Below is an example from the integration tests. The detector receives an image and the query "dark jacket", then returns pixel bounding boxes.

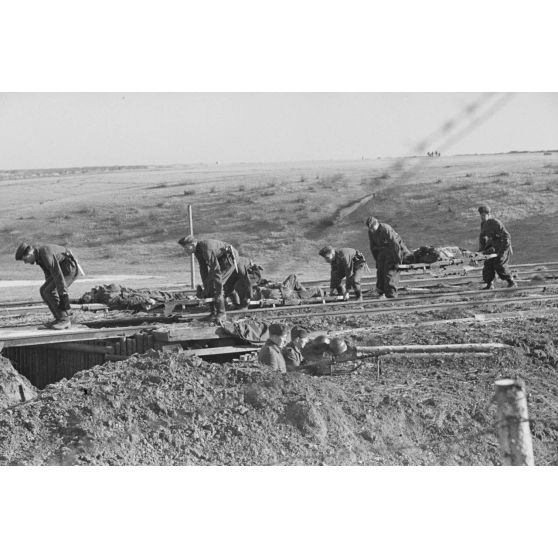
[283,341,305,371]
[194,239,239,295]
[34,244,77,295]
[479,218,512,255]
[258,339,287,373]
[330,248,365,291]
[368,223,410,264]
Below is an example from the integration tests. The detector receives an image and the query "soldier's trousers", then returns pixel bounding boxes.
[482,249,513,284]
[333,265,364,297]
[375,252,399,297]
[40,267,78,320]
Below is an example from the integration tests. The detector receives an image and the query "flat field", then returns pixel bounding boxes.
[1,152,557,300]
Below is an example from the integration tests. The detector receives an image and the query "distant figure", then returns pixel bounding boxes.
[477,205,516,289]
[365,216,411,298]
[15,242,81,329]
[318,246,366,301]
[258,323,289,373]
[178,235,240,320]
[283,326,309,371]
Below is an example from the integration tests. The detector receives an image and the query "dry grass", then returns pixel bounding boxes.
[1,153,557,283]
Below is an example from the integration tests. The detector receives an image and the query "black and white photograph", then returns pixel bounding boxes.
[1,1,557,557]
[2,91,558,467]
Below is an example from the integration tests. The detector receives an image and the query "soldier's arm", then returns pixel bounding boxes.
[283,347,300,371]
[496,221,511,251]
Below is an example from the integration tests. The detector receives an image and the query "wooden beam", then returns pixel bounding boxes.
[356,343,510,356]
[53,342,115,354]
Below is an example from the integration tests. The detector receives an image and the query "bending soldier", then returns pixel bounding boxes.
[477,205,516,289]
[318,246,366,301]
[366,216,411,298]
[15,242,80,329]
[178,235,241,320]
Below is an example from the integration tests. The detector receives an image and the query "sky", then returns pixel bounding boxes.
[0,92,557,170]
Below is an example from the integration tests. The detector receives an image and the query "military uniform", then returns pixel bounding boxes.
[34,244,79,320]
[283,341,305,371]
[479,218,514,285]
[194,239,239,316]
[368,223,410,297]
[329,248,366,298]
[258,339,287,373]
[227,256,255,309]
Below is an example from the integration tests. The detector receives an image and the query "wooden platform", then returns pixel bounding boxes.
[0,323,234,348]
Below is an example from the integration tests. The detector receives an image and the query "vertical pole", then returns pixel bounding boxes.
[188,204,196,289]
[494,379,534,466]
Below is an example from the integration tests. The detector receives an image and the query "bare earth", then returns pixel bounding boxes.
[0,153,557,465]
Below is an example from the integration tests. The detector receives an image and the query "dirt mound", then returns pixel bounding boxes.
[0,356,37,411]
[0,330,557,466]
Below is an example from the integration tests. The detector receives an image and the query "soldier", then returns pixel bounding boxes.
[365,216,411,298]
[178,235,240,320]
[15,242,81,329]
[477,205,516,289]
[319,246,366,301]
[258,323,289,373]
[283,326,309,371]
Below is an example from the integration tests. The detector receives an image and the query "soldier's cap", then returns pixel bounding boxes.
[290,326,309,340]
[15,242,31,261]
[178,235,196,247]
[319,246,335,257]
[478,205,491,215]
[365,216,379,228]
[269,323,289,336]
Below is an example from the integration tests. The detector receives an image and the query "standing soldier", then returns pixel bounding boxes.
[318,246,366,301]
[15,242,81,329]
[178,235,240,320]
[477,205,516,289]
[365,216,411,298]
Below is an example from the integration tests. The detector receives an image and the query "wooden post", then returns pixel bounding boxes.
[494,379,534,466]
[188,204,196,289]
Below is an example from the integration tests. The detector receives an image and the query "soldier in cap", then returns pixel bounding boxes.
[365,216,411,298]
[258,323,289,373]
[319,246,366,301]
[477,205,516,289]
[178,235,241,320]
[15,242,81,329]
[283,326,309,371]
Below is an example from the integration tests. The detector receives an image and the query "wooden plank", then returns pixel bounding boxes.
[53,342,114,354]
[181,346,258,357]
[0,324,162,348]
[152,326,236,343]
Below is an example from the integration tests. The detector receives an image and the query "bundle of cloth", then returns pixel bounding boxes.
[77,284,193,312]
[402,246,478,265]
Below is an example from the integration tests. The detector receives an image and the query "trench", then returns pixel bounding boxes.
[1,333,256,389]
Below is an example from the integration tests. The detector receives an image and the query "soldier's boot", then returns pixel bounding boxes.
[50,311,72,330]
[482,282,494,290]
[507,279,517,288]
[354,289,363,302]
